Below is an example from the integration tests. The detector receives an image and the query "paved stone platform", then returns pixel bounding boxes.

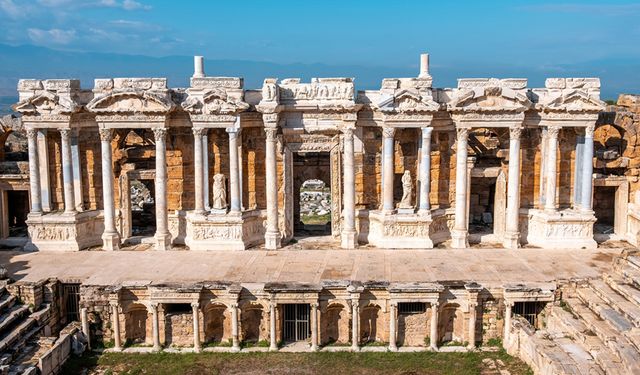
[0,247,623,287]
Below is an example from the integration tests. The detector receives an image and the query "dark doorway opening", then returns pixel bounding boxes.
[512,301,547,329]
[593,186,616,234]
[130,179,156,236]
[294,153,331,237]
[62,283,80,325]
[282,304,310,342]
[7,190,28,237]
[469,177,496,234]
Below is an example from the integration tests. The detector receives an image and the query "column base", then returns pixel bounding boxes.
[341,230,358,249]
[231,345,241,353]
[265,230,281,250]
[152,345,162,352]
[450,229,469,249]
[102,231,121,251]
[154,232,172,251]
[388,345,398,352]
[269,345,278,352]
[502,231,520,249]
[351,345,360,352]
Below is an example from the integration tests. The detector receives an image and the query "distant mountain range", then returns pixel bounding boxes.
[0,43,637,102]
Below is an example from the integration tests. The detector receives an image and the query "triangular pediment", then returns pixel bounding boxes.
[450,86,532,112]
[182,89,249,115]
[87,91,174,114]
[543,90,605,112]
[13,91,78,116]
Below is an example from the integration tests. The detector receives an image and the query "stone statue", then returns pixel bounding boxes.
[212,174,227,210]
[399,170,413,208]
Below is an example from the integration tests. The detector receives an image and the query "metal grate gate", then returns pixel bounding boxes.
[283,304,310,342]
[513,301,545,328]
[63,284,80,323]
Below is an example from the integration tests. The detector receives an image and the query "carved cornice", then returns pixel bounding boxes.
[87,90,175,115]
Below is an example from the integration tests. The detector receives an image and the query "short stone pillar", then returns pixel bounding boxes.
[503,301,513,346]
[231,303,240,351]
[80,307,91,349]
[310,302,319,351]
[110,302,122,351]
[153,128,171,250]
[581,124,595,212]
[389,303,398,351]
[191,302,201,352]
[430,301,439,351]
[468,302,477,349]
[26,129,42,214]
[150,303,161,351]
[382,127,396,212]
[269,302,278,351]
[341,126,357,249]
[351,299,360,352]
[59,128,76,214]
[192,128,206,215]
[99,129,120,250]
[452,128,469,248]
[264,126,280,249]
[544,126,561,212]
[504,127,522,249]
[418,127,433,214]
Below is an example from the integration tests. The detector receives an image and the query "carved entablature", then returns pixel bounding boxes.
[182,77,249,127]
[13,79,82,126]
[532,78,605,127]
[375,89,441,115]
[272,78,358,112]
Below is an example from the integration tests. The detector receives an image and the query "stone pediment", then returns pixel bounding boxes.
[13,91,79,116]
[449,86,532,113]
[540,90,605,113]
[376,90,441,113]
[87,90,175,114]
[182,88,249,115]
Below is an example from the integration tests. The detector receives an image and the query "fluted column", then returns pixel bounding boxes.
[503,301,513,346]
[99,129,120,250]
[191,302,201,352]
[430,301,439,350]
[203,133,210,210]
[150,302,161,351]
[231,303,240,351]
[269,302,278,351]
[110,302,122,351]
[153,128,171,250]
[382,127,395,212]
[504,127,522,249]
[341,126,357,249]
[468,302,477,349]
[192,128,205,215]
[264,126,280,249]
[227,127,241,214]
[351,298,360,351]
[581,124,595,211]
[389,302,397,351]
[310,302,319,351]
[419,127,433,214]
[60,128,76,213]
[452,128,469,248]
[544,126,560,212]
[26,129,42,214]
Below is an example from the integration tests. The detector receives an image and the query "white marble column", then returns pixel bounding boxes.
[504,127,522,249]
[153,128,171,250]
[430,302,439,350]
[71,129,83,211]
[389,302,398,351]
[192,128,205,215]
[310,302,319,351]
[503,301,513,346]
[60,129,76,214]
[419,127,433,214]
[110,302,122,351]
[581,125,595,211]
[382,127,395,212]
[191,302,201,352]
[37,130,51,212]
[227,127,241,214]
[231,303,240,351]
[351,299,360,351]
[544,126,560,212]
[150,303,161,351]
[26,129,42,214]
[100,129,120,251]
[81,307,91,349]
[269,302,278,351]
[452,128,469,248]
[203,133,210,210]
[264,127,280,249]
[468,302,477,349]
[342,127,357,249]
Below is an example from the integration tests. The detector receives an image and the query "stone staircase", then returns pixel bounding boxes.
[509,249,640,375]
[0,286,52,374]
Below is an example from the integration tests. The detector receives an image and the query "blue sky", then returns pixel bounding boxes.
[0,1,639,97]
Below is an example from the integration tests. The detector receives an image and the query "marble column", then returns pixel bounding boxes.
[264,127,280,249]
[71,129,83,211]
[382,127,395,212]
[389,302,398,351]
[203,133,210,210]
[503,301,513,346]
[59,129,76,214]
[341,127,357,249]
[351,299,360,351]
[192,128,205,215]
[310,302,319,351]
[227,127,241,214]
[468,302,477,349]
[419,127,433,214]
[544,126,560,212]
[110,302,122,351]
[100,129,120,251]
[231,303,240,351]
[191,302,201,352]
[153,128,171,250]
[80,307,91,349]
[504,127,522,249]
[430,302,439,350]
[581,125,595,211]
[269,302,278,351]
[452,128,469,248]
[151,303,161,351]
[26,129,42,214]
[37,130,51,212]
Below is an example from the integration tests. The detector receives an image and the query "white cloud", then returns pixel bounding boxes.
[0,0,23,18]
[109,19,161,31]
[100,0,150,11]
[27,28,76,44]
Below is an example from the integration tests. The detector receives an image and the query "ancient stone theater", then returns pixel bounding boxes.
[2,54,640,374]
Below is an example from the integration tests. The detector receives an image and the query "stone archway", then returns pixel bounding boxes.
[124,303,149,345]
[438,303,465,344]
[359,304,384,344]
[240,303,266,344]
[203,303,231,344]
[321,303,349,345]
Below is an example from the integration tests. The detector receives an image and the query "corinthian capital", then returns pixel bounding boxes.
[99,128,113,142]
[456,127,469,141]
[509,127,523,140]
[547,125,561,139]
[152,127,167,141]
[264,127,278,140]
[382,127,396,139]
[585,124,595,138]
